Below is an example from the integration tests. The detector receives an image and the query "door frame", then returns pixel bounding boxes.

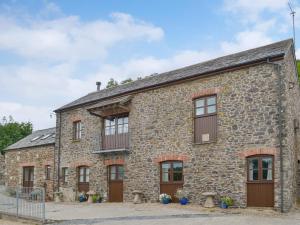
[246,154,274,207]
[160,161,184,202]
[108,165,124,202]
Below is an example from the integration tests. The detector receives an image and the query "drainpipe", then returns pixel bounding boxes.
[57,112,62,192]
[266,59,284,213]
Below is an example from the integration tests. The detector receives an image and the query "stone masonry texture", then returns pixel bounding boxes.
[54,45,300,211]
[5,145,55,200]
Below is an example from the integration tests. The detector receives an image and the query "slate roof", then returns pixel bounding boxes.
[56,39,293,112]
[5,127,56,151]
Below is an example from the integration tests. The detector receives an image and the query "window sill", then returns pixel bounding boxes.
[72,139,81,143]
[92,148,129,154]
[193,141,217,145]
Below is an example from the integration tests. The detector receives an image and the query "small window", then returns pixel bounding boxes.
[61,167,69,183]
[73,121,82,140]
[195,95,217,117]
[45,165,51,180]
[109,165,124,181]
[247,156,273,182]
[104,116,128,136]
[161,161,183,183]
[79,167,89,183]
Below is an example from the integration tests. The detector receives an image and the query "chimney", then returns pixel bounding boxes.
[96,81,101,91]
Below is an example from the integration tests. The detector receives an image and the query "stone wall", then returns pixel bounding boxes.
[5,145,55,200]
[55,53,299,209]
[281,45,300,211]
[0,154,5,185]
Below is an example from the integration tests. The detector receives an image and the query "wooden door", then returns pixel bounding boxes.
[23,167,34,189]
[247,156,274,207]
[108,165,124,202]
[78,166,90,193]
[160,161,183,202]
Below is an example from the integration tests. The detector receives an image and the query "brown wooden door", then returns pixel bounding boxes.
[108,165,124,202]
[160,161,183,202]
[78,166,90,193]
[247,156,274,207]
[23,167,34,189]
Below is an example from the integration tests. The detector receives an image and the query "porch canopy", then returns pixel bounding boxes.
[87,95,132,117]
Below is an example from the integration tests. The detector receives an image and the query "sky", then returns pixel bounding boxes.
[0,0,300,130]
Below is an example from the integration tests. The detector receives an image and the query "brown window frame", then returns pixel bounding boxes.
[247,155,274,184]
[78,166,90,183]
[61,167,68,183]
[194,95,217,118]
[73,120,82,141]
[160,161,183,184]
[45,165,51,180]
[104,115,128,136]
[109,165,124,181]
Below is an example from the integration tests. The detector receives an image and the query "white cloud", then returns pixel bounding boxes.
[0,102,55,130]
[0,11,164,62]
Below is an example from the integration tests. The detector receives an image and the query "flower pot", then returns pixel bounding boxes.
[179,197,188,205]
[79,196,86,202]
[220,202,228,209]
[162,198,170,204]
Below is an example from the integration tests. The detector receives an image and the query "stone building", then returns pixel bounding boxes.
[50,39,299,211]
[5,128,55,200]
[0,154,5,185]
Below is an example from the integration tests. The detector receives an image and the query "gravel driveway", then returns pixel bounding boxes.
[44,202,300,225]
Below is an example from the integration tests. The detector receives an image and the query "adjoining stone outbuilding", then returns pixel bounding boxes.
[5,128,55,200]
[53,39,300,212]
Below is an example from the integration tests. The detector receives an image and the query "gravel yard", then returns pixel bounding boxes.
[43,202,300,225]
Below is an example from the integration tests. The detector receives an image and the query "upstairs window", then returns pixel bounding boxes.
[194,95,217,144]
[45,165,51,180]
[73,121,82,140]
[103,115,129,150]
[104,116,128,136]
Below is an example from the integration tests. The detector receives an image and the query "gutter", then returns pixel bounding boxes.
[56,112,62,192]
[54,53,285,113]
[266,58,285,213]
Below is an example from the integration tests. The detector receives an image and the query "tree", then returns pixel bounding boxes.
[0,116,33,154]
[106,78,119,89]
[120,78,133,85]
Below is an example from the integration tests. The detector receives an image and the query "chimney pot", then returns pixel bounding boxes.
[96,81,101,91]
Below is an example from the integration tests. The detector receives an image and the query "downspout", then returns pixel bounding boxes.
[57,112,62,191]
[266,58,285,213]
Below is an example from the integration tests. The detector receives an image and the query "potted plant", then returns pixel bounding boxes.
[220,196,233,209]
[175,189,189,205]
[92,194,99,203]
[79,192,87,202]
[159,193,172,204]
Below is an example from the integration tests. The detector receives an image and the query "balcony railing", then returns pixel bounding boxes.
[93,132,129,153]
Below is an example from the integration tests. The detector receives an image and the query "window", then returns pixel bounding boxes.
[248,156,273,182]
[109,165,124,181]
[194,95,217,143]
[79,167,90,183]
[103,115,129,150]
[161,161,183,183]
[45,165,51,180]
[61,167,69,183]
[73,121,82,140]
[104,116,128,136]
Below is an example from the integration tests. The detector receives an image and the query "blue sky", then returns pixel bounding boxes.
[0,0,299,129]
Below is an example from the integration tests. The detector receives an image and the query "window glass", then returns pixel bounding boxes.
[196,108,204,116]
[173,172,183,181]
[110,166,116,180]
[30,169,34,181]
[124,117,128,124]
[118,166,124,180]
[248,158,258,181]
[62,167,68,183]
[73,121,82,140]
[162,163,170,182]
[207,105,216,114]
[86,168,90,182]
[207,96,216,105]
[262,158,272,180]
[196,99,204,108]
[173,162,183,172]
